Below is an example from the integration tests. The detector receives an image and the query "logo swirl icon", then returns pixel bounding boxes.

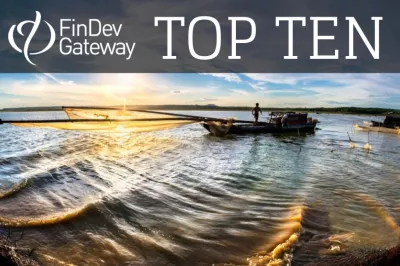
[8,11,55,66]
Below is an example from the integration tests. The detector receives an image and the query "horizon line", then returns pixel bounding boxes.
[1,104,399,113]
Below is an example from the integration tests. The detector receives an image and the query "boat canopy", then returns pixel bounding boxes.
[384,115,400,127]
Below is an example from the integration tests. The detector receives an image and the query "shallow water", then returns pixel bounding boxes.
[0,111,399,265]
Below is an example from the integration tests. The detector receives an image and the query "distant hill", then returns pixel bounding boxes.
[1,105,399,115]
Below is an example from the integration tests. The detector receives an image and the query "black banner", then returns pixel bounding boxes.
[0,0,398,73]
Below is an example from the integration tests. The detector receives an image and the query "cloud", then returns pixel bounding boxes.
[188,97,218,103]
[245,74,305,85]
[200,97,217,101]
[325,100,350,105]
[201,73,242,83]
[0,73,399,109]
[0,73,221,108]
[249,82,267,91]
[230,89,249,96]
[42,73,75,85]
[241,73,400,108]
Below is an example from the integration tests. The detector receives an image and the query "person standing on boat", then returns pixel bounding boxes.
[281,113,288,126]
[252,103,263,125]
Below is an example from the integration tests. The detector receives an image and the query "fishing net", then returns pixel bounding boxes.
[10,121,194,132]
[64,108,175,120]
[206,120,233,137]
[10,108,195,132]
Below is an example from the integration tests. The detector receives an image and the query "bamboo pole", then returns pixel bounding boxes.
[0,106,261,125]
[61,106,258,124]
[0,117,256,124]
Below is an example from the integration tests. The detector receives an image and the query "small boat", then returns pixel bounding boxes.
[355,114,400,135]
[371,114,400,129]
[201,112,318,136]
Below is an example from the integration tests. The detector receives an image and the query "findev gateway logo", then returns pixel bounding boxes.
[8,11,55,66]
[8,11,136,66]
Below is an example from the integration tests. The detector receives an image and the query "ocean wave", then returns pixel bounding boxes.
[337,189,400,238]
[0,203,93,227]
[0,179,28,199]
[245,206,305,266]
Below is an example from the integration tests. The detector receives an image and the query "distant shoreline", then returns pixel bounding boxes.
[0,105,399,116]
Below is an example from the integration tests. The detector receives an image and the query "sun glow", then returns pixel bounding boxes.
[116,125,126,131]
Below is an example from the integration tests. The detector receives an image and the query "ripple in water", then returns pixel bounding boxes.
[0,111,399,265]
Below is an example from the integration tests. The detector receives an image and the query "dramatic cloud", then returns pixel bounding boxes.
[0,73,399,109]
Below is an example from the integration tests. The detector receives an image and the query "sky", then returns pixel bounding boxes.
[0,73,399,109]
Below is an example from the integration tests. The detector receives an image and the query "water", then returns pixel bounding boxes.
[0,111,399,265]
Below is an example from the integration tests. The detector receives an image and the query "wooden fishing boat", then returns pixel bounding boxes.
[355,114,400,135]
[371,114,400,128]
[355,124,400,135]
[201,121,317,135]
[201,112,318,136]
[1,107,319,136]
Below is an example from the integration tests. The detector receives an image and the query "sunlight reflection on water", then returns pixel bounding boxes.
[0,111,399,265]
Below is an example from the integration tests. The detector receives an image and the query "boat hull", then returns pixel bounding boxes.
[355,124,400,135]
[201,122,317,135]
